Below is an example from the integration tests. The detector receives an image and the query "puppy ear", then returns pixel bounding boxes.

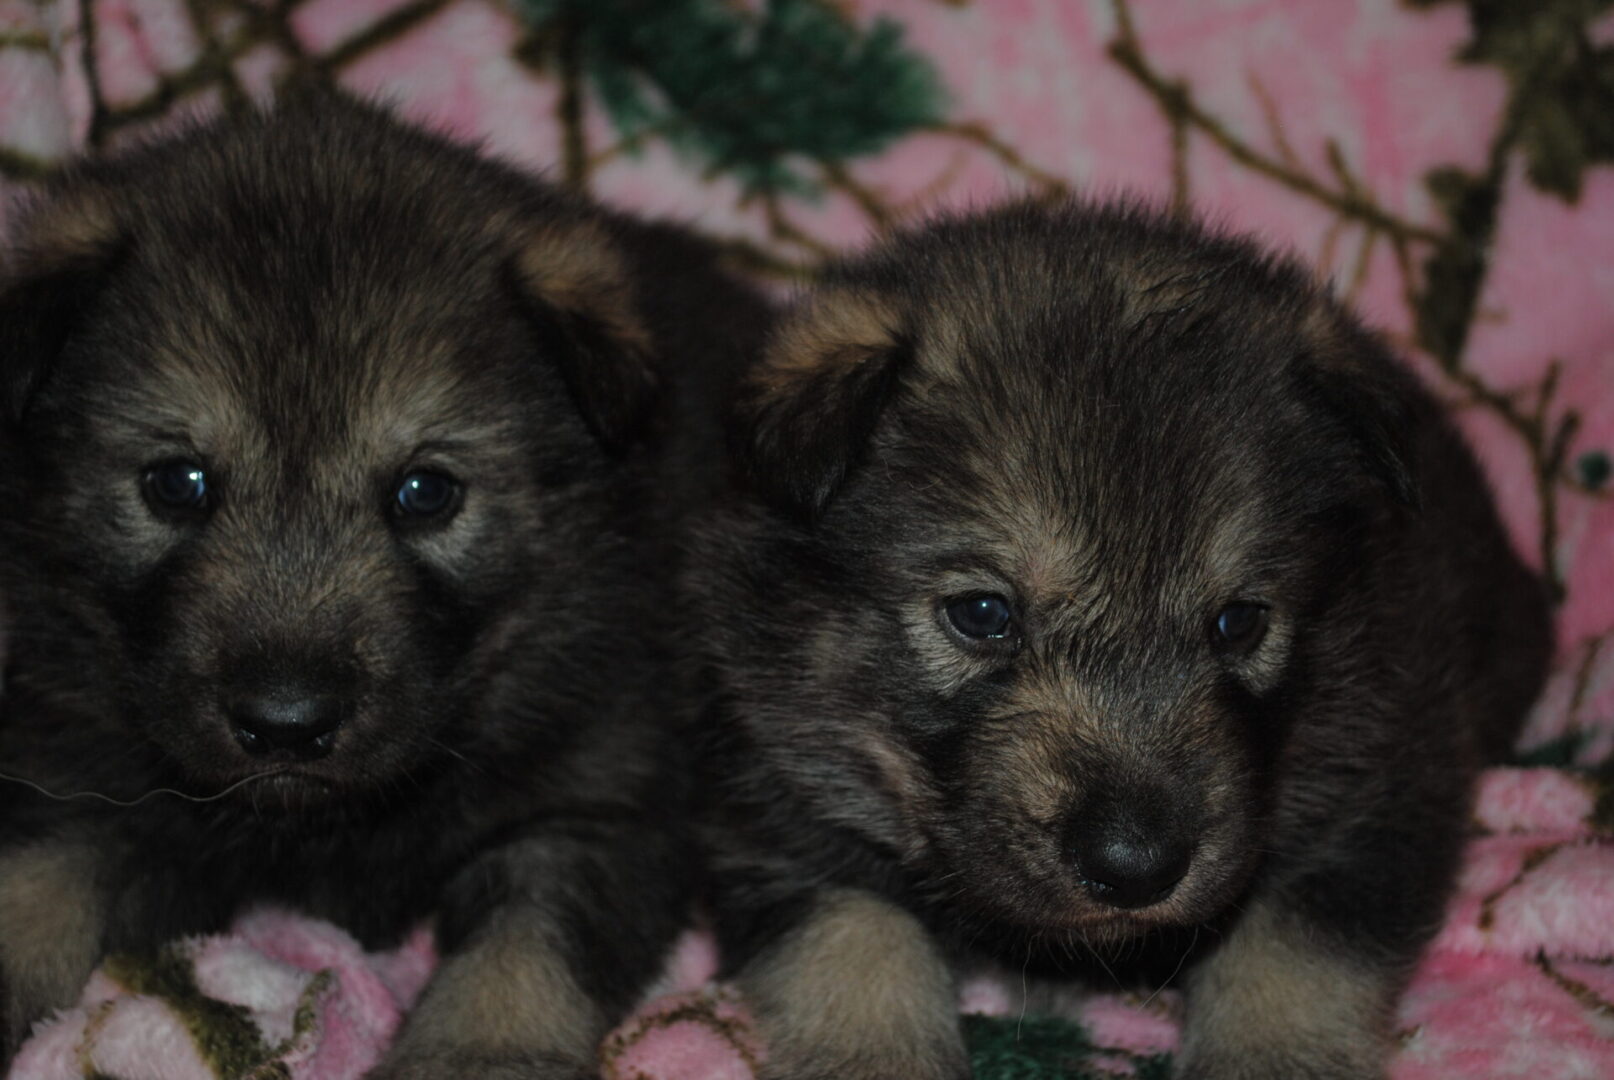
[508,218,659,452]
[739,289,909,518]
[1,187,123,429]
[1294,299,1422,508]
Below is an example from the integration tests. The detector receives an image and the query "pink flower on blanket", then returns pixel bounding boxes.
[601,986,764,1080]
[1395,953,1614,1080]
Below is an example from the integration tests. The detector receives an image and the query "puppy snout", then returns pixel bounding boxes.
[1067,796,1195,910]
[228,691,348,760]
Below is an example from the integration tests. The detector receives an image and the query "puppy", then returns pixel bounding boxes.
[692,201,1553,1080]
[0,95,765,1077]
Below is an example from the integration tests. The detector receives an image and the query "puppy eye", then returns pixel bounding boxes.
[946,595,1014,640]
[144,460,209,513]
[395,471,460,519]
[1213,603,1269,650]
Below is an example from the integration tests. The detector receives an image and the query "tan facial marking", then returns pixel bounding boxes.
[845,728,945,861]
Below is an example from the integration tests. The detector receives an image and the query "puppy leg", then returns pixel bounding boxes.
[1176,899,1395,1080]
[0,842,106,1060]
[371,822,688,1080]
[375,907,599,1079]
[738,889,967,1080]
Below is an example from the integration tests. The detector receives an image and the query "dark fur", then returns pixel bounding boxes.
[0,95,766,1076]
[692,201,1553,1080]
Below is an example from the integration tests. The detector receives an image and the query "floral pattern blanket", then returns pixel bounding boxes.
[2,1,1611,1078]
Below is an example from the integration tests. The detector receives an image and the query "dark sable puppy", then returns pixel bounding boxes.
[693,201,1552,1080]
[0,96,765,1077]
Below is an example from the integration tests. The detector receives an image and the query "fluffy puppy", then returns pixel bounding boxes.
[0,95,765,1077]
[693,201,1553,1080]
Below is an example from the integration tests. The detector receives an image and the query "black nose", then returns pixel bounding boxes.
[228,693,346,759]
[1069,805,1194,910]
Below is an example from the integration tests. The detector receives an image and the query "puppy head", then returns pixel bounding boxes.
[723,202,1422,941]
[0,101,659,807]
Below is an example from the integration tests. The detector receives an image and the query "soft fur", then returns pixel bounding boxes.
[0,94,765,1078]
[691,201,1554,1080]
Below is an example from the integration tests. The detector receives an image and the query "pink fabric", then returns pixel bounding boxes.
[3,1,1611,1077]
[8,910,436,1080]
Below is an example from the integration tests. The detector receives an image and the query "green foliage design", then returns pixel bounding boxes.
[513,0,947,196]
[1416,163,1500,368]
[964,1014,1174,1080]
[1409,0,1614,202]
[1407,0,1614,372]
[1578,450,1611,491]
[1512,730,1596,767]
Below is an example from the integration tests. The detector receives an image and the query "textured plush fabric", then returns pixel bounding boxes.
[8,912,436,1080]
[2,2,1611,1078]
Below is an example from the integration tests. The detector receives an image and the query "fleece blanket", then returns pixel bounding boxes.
[1,1,1611,1077]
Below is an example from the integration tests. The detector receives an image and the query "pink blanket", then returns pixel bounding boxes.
[3,1,1611,1077]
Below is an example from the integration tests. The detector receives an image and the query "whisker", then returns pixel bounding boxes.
[1017,933,1037,1043]
[1080,928,1124,989]
[0,767,288,807]
[425,735,478,770]
[1140,924,1197,1009]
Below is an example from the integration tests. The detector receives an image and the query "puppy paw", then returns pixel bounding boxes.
[1176,901,1393,1080]
[740,890,972,1080]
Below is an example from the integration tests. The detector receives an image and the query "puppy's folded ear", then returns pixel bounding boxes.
[738,290,910,519]
[1,187,123,429]
[507,219,659,452]
[1294,299,1423,508]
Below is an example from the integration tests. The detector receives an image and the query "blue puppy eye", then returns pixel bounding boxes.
[1215,603,1269,649]
[396,471,458,518]
[946,595,1013,639]
[145,461,208,510]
